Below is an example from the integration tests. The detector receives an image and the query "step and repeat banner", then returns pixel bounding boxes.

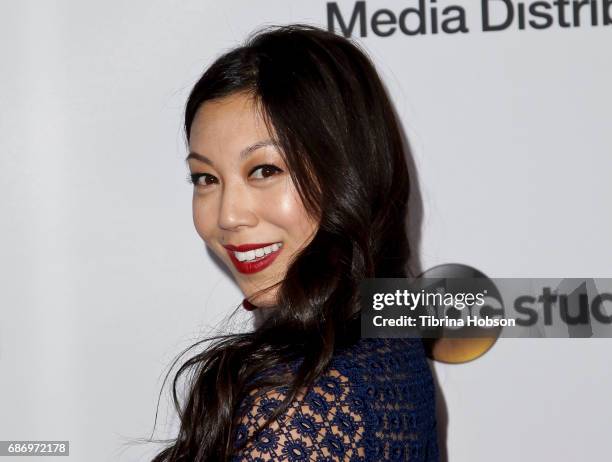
[1,1,610,461]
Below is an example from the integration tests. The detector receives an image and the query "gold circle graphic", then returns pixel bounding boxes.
[424,337,498,364]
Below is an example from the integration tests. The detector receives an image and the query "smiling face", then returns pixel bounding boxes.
[186,91,319,307]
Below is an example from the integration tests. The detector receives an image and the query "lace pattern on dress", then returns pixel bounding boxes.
[231,338,439,462]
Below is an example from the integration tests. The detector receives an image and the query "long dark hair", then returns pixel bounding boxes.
[151,23,413,461]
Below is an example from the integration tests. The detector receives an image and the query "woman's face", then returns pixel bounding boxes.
[187,91,319,307]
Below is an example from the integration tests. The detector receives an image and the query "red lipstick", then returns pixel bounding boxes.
[223,242,283,274]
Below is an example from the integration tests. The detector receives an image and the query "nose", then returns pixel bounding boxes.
[217,181,257,231]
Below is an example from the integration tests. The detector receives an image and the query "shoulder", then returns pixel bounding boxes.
[230,337,438,461]
[330,337,432,384]
[332,337,439,461]
[231,352,368,461]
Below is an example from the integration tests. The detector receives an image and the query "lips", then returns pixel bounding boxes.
[223,242,283,274]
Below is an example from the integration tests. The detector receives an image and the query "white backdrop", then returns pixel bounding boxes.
[1,1,611,461]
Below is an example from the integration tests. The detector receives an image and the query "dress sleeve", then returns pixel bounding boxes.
[230,368,367,461]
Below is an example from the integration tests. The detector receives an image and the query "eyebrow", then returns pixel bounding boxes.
[185,139,278,165]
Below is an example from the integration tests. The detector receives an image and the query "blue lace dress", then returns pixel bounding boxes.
[231,337,439,461]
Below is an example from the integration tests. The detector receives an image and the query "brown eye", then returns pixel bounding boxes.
[189,173,218,187]
[250,164,282,180]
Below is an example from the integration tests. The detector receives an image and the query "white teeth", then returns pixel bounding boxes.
[234,242,283,262]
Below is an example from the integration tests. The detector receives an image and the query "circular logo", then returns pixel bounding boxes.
[418,263,502,364]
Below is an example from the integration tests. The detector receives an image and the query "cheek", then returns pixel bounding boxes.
[192,198,215,243]
[263,184,316,239]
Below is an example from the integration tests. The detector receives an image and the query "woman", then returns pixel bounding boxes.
[152,23,439,461]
